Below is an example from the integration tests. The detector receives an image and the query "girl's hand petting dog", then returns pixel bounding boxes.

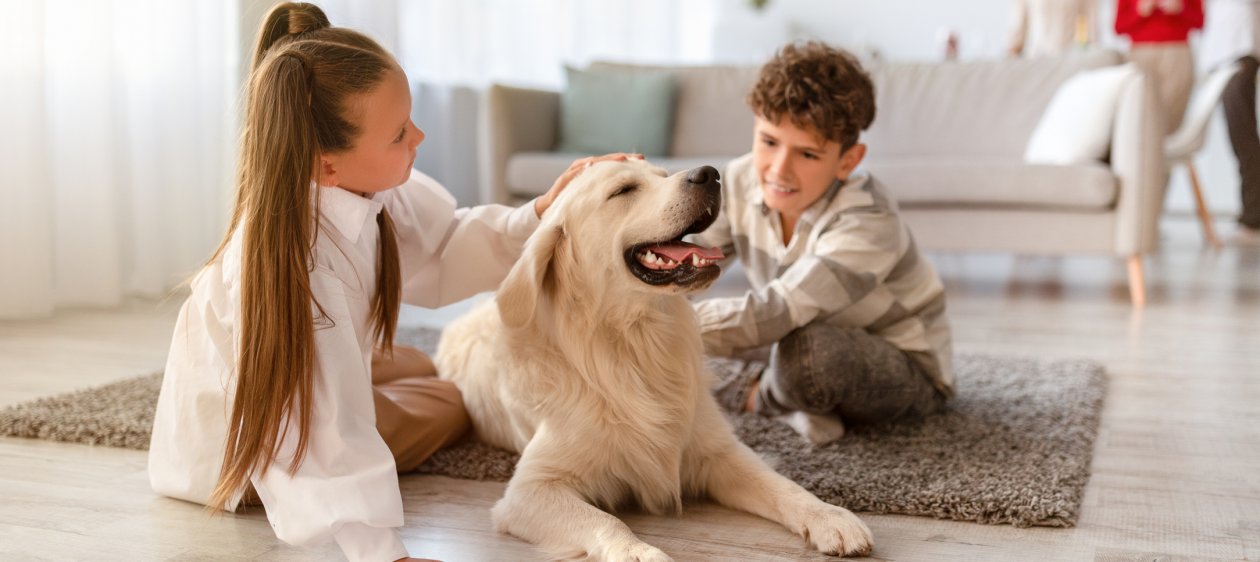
[534,152,644,218]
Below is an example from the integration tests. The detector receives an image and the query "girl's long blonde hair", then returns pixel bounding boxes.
[206,2,402,512]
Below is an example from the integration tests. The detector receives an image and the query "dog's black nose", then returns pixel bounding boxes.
[685,166,719,186]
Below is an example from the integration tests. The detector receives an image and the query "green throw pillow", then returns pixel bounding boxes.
[557,66,677,157]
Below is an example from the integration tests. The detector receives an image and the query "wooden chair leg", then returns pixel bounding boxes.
[1127,255,1147,307]
[1186,162,1223,249]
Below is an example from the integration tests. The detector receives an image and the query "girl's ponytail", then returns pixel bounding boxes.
[208,47,320,512]
[207,1,403,512]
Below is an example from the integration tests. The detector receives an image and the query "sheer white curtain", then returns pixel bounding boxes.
[0,0,238,319]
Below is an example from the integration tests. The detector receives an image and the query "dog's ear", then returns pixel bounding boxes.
[497,223,563,329]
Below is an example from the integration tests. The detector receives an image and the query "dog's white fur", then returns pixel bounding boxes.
[436,160,873,561]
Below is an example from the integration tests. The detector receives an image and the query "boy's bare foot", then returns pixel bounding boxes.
[713,362,764,414]
[745,380,759,412]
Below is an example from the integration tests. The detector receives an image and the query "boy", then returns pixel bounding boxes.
[691,42,953,444]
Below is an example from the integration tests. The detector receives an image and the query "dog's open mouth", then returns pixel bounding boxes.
[624,215,725,287]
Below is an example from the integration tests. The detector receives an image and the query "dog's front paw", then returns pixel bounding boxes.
[799,504,873,557]
[778,411,846,445]
[599,541,674,562]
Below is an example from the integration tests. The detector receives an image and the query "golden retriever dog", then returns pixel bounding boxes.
[435,160,873,561]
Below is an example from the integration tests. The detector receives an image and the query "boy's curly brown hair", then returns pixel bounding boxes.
[747,41,876,152]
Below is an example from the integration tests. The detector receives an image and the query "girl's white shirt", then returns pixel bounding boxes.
[148,169,540,562]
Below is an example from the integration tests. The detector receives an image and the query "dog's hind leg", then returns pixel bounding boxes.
[686,404,874,557]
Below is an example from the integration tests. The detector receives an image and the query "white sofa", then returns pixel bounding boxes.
[478,50,1165,305]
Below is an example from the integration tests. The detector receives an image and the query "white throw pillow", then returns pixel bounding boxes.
[1023,64,1137,165]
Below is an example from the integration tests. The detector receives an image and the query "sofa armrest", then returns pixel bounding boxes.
[1109,70,1168,255]
[478,84,560,205]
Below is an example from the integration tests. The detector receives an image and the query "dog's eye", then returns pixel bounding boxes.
[609,183,638,199]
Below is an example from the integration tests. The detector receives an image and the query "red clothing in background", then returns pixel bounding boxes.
[1115,0,1204,42]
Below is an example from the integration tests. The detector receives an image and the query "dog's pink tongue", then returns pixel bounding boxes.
[646,242,724,261]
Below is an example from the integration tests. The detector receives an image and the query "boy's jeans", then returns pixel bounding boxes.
[756,323,945,424]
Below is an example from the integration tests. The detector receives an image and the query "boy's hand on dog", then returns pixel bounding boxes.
[535,153,644,218]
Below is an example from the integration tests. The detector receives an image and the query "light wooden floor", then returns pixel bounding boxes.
[2,216,1259,561]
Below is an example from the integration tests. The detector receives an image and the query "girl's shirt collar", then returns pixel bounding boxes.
[316,184,385,243]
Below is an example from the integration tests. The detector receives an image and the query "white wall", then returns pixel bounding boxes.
[744,0,1015,61]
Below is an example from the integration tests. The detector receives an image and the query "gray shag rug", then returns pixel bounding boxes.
[0,327,1105,528]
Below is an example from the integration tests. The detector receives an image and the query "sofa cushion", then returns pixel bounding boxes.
[589,52,1125,162]
[865,159,1118,211]
[557,66,677,157]
[1024,64,1139,165]
[506,152,735,197]
[589,62,759,158]
[862,50,1124,162]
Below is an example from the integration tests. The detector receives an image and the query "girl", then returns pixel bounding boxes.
[147,3,632,561]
